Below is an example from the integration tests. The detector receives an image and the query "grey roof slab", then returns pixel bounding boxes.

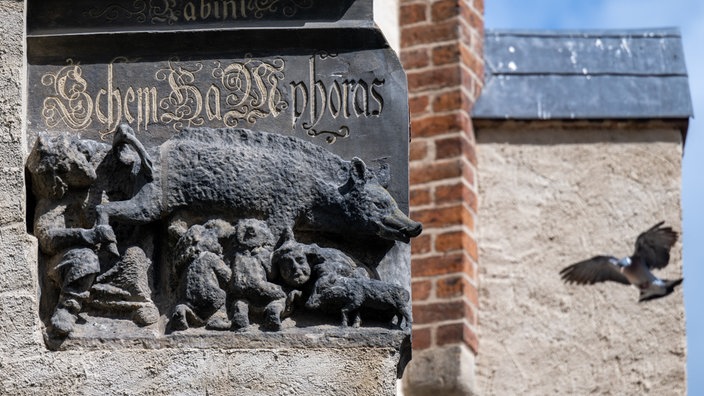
[473,28,694,120]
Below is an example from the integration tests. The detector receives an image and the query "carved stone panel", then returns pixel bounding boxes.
[26,0,417,360]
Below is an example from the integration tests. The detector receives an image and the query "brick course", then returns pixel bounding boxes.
[401,0,483,357]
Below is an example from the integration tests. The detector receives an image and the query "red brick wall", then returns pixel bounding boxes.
[400,0,484,355]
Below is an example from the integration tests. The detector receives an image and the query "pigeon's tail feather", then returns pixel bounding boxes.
[638,278,683,302]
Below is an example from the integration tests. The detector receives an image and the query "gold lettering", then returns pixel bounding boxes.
[200,0,211,19]
[41,57,293,133]
[124,87,136,124]
[353,80,368,117]
[370,79,384,116]
[184,2,196,21]
[290,81,307,128]
[95,89,107,124]
[216,57,286,126]
[41,64,94,130]
[342,80,355,118]
[94,64,123,131]
[213,0,220,18]
[137,87,158,130]
[219,62,249,126]
[308,56,326,129]
[92,0,312,25]
[206,84,222,121]
[222,0,244,19]
[288,54,386,140]
[328,81,342,118]
[157,62,204,130]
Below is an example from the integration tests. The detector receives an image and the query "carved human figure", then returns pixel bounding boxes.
[27,131,156,336]
[272,237,368,287]
[228,219,290,331]
[171,219,236,331]
[28,134,118,336]
[272,238,410,329]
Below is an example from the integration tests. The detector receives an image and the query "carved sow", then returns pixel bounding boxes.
[305,274,411,329]
[97,126,422,243]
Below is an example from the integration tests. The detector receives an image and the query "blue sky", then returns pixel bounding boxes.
[485,0,703,393]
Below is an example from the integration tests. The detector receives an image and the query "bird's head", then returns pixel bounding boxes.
[616,257,632,267]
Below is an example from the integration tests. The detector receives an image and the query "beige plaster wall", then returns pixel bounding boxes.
[475,127,686,395]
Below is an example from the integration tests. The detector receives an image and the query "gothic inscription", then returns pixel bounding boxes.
[290,54,384,143]
[36,54,385,143]
[87,0,315,24]
[28,0,361,34]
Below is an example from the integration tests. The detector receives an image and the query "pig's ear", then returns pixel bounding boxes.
[350,157,369,184]
[339,157,369,194]
[374,161,391,189]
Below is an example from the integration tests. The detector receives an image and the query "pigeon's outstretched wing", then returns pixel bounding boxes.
[634,221,678,270]
[559,256,630,285]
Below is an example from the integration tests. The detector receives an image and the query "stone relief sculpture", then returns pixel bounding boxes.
[170,219,236,331]
[27,124,422,338]
[93,126,421,243]
[273,236,411,329]
[27,129,159,336]
[225,219,293,332]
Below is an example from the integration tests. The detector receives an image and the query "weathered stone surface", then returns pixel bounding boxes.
[0,168,25,225]
[26,33,410,207]
[476,127,685,395]
[0,224,38,293]
[0,0,22,141]
[0,0,24,227]
[0,347,399,395]
[0,294,43,354]
[402,345,477,396]
[25,3,416,344]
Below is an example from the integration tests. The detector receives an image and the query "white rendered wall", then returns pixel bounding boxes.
[374,0,400,53]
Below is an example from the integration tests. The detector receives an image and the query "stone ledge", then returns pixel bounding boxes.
[46,315,410,351]
[0,346,402,395]
[402,344,476,396]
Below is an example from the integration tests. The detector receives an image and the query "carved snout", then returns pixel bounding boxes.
[380,209,423,243]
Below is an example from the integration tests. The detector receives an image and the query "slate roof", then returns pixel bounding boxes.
[472,28,693,121]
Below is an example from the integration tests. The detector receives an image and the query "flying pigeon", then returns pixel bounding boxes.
[559,221,683,302]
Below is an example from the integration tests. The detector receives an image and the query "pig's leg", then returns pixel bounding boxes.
[230,300,250,330]
[95,183,164,226]
[262,298,285,331]
[340,308,350,327]
[340,304,362,328]
[352,311,362,328]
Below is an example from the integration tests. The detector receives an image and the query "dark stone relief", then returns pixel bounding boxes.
[27,130,160,336]
[27,125,421,342]
[28,0,360,34]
